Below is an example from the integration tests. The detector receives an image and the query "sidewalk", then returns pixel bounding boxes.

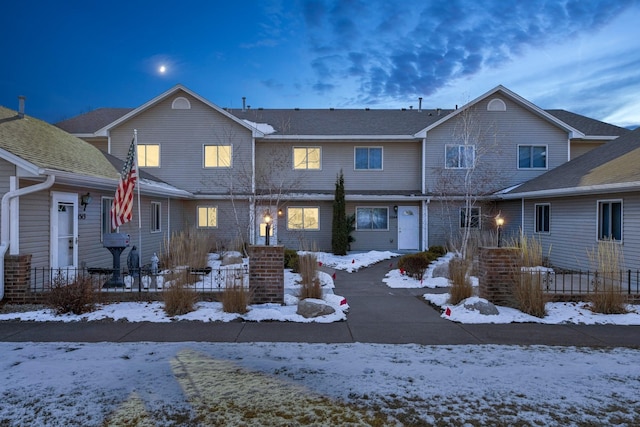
[0,261,639,347]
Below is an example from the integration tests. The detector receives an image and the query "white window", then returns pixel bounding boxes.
[197,206,218,228]
[204,145,232,168]
[487,98,506,111]
[460,207,480,228]
[137,144,160,167]
[598,200,622,241]
[356,207,388,230]
[151,202,161,233]
[171,97,191,109]
[354,147,383,170]
[519,145,547,169]
[287,207,319,230]
[293,147,321,170]
[535,204,550,233]
[446,145,475,169]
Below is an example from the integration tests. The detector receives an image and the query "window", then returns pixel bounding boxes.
[446,145,475,169]
[487,98,506,111]
[355,147,383,170]
[535,204,550,233]
[287,207,319,230]
[101,197,113,239]
[598,200,622,241]
[356,207,388,230]
[460,207,480,228]
[197,206,218,228]
[171,97,191,109]
[518,145,547,169]
[137,144,160,167]
[204,145,232,168]
[151,202,161,233]
[293,147,321,170]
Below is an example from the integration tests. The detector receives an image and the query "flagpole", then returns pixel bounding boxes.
[134,129,142,279]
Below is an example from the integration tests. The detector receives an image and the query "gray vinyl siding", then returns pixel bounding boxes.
[495,199,522,241]
[570,140,608,160]
[256,140,422,193]
[0,159,15,228]
[109,90,254,195]
[177,199,251,248]
[424,95,570,194]
[348,202,399,251]
[18,189,50,268]
[427,201,505,249]
[522,194,640,271]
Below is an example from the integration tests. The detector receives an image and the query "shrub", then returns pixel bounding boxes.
[427,245,447,257]
[513,234,548,317]
[284,249,299,272]
[163,271,198,316]
[397,253,433,280]
[588,240,627,314]
[221,276,251,314]
[298,253,322,299]
[448,257,473,305]
[48,273,97,315]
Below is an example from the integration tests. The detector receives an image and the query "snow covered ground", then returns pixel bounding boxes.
[1,250,640,425]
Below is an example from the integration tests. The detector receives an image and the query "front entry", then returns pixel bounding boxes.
[397,206,419,250]
[50,192,78,269]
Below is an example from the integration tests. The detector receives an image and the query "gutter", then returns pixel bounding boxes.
[0,174,55,301]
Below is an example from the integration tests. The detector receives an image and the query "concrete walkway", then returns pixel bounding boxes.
[0,261,639,347]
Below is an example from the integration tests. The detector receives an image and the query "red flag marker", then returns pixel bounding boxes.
[318,261,323,267]
[340,298,347,305]
[389,263,393,267]
[400,268,405,275]
[332,273,336,280]
[352,259,355,264]
[445,307,452,316]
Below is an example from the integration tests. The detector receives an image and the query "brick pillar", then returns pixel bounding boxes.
[248,245,284,304]
[3,253,33,303]
[478,247,519,308]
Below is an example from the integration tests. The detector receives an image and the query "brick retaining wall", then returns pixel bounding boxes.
[478,247,520,308]
[248,245,284,304]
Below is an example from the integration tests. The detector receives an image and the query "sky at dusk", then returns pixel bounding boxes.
[1,0,639,128]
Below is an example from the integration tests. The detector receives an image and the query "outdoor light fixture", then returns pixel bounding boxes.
[264,212,272,246]
[278,208,283,216]
[80,193,92,211]
[496,215,505,247]
[393,205,398,214]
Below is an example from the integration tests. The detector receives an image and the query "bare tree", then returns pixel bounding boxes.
[432,105,510,259]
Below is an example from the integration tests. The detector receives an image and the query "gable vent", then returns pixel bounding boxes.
[172,97,191,109]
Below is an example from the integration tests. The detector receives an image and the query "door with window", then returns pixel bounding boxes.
[50,192,78,269]
[397,206,419,250]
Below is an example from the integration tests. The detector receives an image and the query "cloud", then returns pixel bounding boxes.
[300,0,636,104]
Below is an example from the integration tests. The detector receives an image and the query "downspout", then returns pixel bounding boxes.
[0,174,55,300]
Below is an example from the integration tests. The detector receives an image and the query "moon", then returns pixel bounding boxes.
[159,65,166,74]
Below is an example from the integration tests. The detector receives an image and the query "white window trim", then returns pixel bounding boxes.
[151,202,161,233]
[286,206,320,231]
[355,206,389,231]
[138,144,161,168]
[292,147,322,170]
[354,146,384,171]
[459,206,481,229]
[534,203,550,234]
[517,144,548,170]
[487,98,506,111]
[596,199,623,242]
[197,205,219,229]
[100,196,114,242]
[203,144,233,168]
[171,96,191,109]
[445,144,475,169]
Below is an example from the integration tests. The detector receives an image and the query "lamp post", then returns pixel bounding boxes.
[496,215,505,247]
[264,212,272,246]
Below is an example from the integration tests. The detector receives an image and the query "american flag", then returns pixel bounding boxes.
[110,138,138,230]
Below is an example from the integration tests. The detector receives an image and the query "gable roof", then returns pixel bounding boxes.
[503,127,640,198]
[92,84,258,137]
[54,84,629,141]
[56,108,134,135]
[0,106,119,179]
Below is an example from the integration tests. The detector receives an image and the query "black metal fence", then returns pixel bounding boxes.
[521,269,640,300]
[30,265,249,294]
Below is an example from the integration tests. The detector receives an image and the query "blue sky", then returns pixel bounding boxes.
[1,0,639,128]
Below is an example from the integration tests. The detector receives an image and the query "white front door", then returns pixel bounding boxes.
[50,192,78,269]
[397,206,419,250]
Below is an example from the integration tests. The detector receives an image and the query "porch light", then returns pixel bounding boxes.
[80,193,92,211]
[264,212,272,246]
[495,215,505,247]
